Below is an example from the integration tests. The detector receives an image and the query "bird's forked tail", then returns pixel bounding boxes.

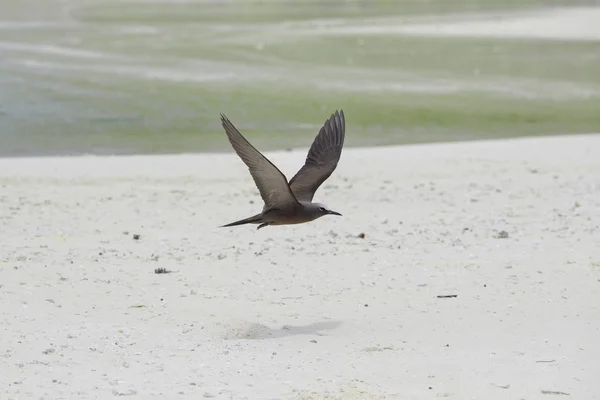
[221,213,263,228]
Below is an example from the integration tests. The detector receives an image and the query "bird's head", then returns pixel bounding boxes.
[308,202,342,220]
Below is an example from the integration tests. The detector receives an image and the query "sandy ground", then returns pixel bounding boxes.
[1,133,599,399]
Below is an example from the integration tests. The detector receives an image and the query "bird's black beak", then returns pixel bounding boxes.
[328,210,342,216]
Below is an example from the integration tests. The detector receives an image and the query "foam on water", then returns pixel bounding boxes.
[308,7,600,41]
[0,42,121,59]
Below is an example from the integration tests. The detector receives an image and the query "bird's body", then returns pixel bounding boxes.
[220,110,345,229]
[222,201,335,229]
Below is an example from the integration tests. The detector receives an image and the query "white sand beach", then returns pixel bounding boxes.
[1,133,599,399]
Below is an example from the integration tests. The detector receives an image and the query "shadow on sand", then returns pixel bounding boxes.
[224,320,342,340]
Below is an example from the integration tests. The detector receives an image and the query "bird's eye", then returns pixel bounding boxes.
[319,207,326,212]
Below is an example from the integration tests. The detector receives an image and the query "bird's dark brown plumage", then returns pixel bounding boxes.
[220,114,299,210]
[288,110,345,202]
[220,109,345,229]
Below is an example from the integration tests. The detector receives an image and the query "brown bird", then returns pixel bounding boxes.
[220,110,345,229]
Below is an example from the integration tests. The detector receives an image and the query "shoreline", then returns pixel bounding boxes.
[1,130,598,161]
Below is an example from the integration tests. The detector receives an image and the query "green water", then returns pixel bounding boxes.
[1,0,599,156]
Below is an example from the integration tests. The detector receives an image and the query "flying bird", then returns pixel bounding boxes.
[220,110,346,229]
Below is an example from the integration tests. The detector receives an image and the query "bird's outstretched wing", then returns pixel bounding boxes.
[288,110,345,202]
[221,114,300,210]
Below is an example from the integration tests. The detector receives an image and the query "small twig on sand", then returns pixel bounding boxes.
[541,390,570,396]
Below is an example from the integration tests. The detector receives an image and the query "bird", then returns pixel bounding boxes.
[220,109,346,230]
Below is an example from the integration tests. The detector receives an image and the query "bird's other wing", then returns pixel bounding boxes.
[221,114,300,210]
[288,109,345,202]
